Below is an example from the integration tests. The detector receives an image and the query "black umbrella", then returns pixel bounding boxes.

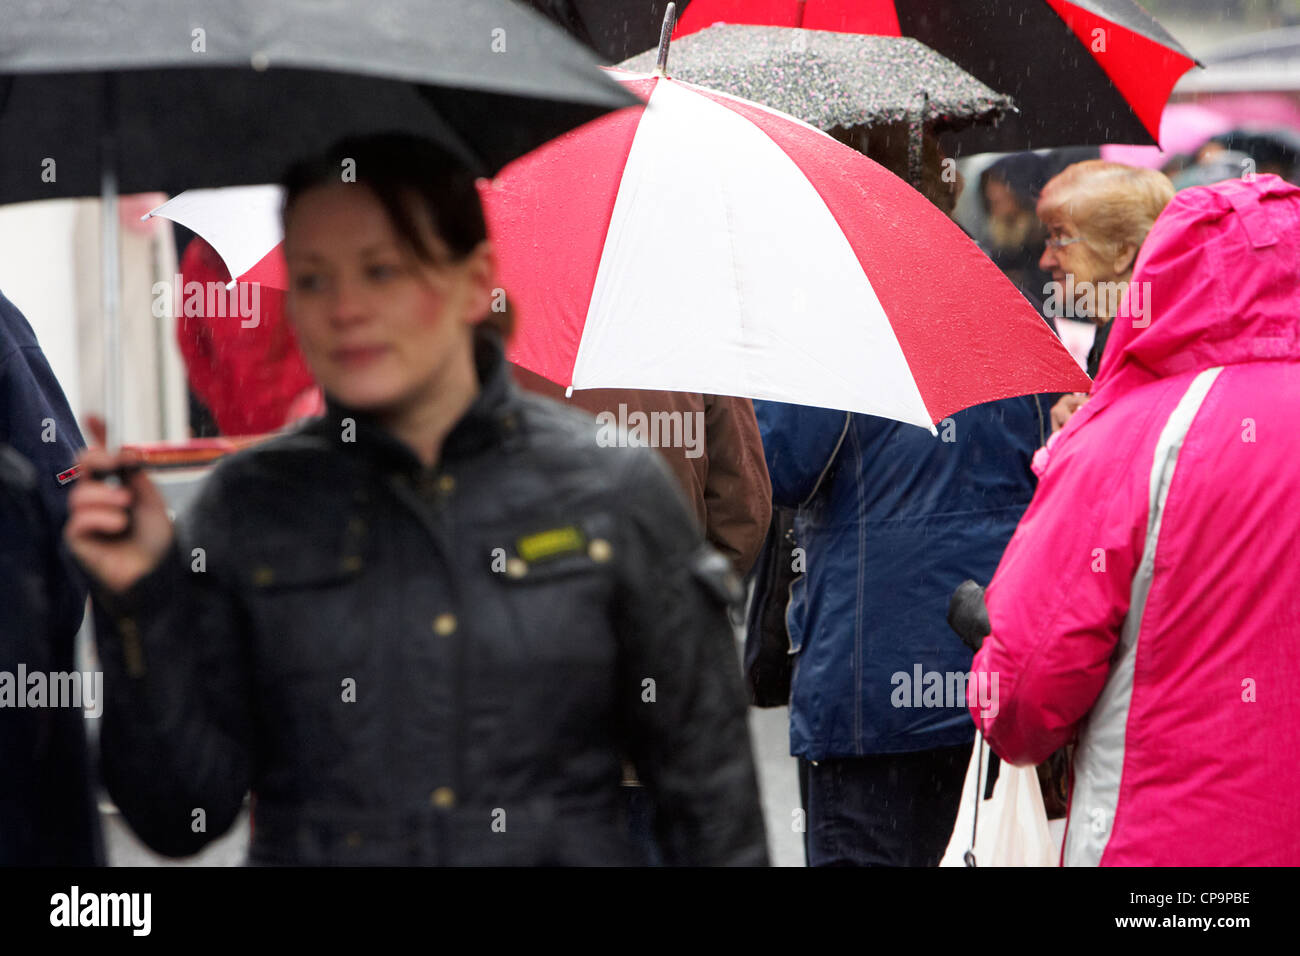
[1210,128,1300,183]
[522,0,680,66]
[529,0,1200,153]
[618,25,1014,137]
[0,0,635,447]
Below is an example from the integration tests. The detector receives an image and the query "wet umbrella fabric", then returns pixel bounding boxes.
[0,0,633,447]
[531,0,1198,151]
[0,0,635,201]
[483,70,1090,427]
[148,187,287,291]
[618,27,1013,135]
[521,0,681,65]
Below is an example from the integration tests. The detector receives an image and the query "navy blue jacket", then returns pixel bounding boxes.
[0,291,85,555]
[0,290,97,864]
[756,396,1047,758]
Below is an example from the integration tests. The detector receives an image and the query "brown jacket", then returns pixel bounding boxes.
[512,366,771,578]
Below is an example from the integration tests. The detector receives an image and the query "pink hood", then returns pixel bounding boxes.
[1098,173,1300,389]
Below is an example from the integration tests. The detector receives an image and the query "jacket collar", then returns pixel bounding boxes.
[321,327,520,477]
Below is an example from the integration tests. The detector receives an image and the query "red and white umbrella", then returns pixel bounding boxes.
[149,69,1089,428]
[485,68,1088,426]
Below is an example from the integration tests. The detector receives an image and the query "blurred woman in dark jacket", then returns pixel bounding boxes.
[66,135,768,866]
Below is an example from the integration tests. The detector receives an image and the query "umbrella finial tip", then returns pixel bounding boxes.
[565,386,574,398]
[657,2,678,75]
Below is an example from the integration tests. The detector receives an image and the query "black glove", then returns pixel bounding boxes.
[947,579,990,653]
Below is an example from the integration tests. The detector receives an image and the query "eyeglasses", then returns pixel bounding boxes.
[1045,235,1086,250]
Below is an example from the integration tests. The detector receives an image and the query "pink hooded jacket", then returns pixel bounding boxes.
[970,175,1300,866]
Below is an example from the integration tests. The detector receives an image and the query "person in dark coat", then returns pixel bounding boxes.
[511,368,772,580]
[509,371,773,865]
[66,135,768,866]
[979,153,1052,313]
[0,291,86,589]
[757,395,1048,866]
[0,291,101,865]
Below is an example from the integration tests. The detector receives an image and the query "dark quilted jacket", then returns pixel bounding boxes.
[93,330,768,866]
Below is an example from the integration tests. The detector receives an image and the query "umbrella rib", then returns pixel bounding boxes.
[718,184,753,399]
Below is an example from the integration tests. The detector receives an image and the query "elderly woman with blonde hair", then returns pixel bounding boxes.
[1037,160,1174,431]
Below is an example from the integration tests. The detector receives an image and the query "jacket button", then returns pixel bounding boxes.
[588,538,612,563]
[253,566,275,586]
[432,613,457,636]
[340,555,363,573]
[438,474,456,494]
[348,517,366,536]
[431,787,456,809]
[345,831,363,848]
[505,557,528,578]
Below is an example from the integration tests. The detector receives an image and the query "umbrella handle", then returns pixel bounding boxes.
[964,732,986,867]
[656,2,678,76]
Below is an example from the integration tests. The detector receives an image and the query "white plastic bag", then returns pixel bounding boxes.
[940,731,1056,867]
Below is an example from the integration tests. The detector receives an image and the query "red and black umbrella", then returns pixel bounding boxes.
[526,0,1199,151]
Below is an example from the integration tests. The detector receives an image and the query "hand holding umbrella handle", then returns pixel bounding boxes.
[89,463,144,538]
[65,417,175,594]
[89,463,144,484]
[947,579,990,653]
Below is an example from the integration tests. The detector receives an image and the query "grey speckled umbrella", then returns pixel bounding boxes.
[618,25,1014,136]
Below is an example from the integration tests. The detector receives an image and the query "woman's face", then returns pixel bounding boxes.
[283,182,493,415]
[1036,203,1116,293]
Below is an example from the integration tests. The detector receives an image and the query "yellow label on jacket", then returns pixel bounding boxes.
[516,526,586,563]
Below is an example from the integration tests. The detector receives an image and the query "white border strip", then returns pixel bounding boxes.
[1064,366,1223,866]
